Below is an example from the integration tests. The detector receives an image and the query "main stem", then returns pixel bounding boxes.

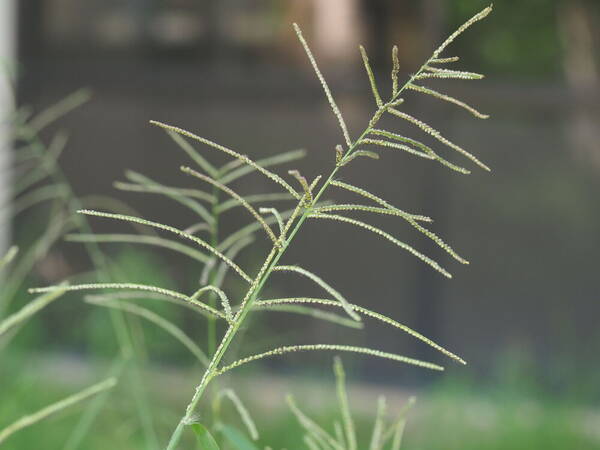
[165,64,428,450]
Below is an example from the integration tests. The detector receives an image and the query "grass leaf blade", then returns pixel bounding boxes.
[0,377,117,446]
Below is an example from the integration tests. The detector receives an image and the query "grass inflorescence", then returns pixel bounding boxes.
[26,5,493,449]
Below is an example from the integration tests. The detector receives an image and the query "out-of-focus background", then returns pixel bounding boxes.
[1,0,600,449]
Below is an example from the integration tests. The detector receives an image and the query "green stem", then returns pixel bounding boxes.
[164,60,429,450]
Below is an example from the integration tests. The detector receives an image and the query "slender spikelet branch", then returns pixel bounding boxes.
[387,108,490,171]
[259,207,285,237]
[272,265,361,321]
[391,45,400,96]
[340,150,381,166]
[431,5,493,59]
[182,166,280,246]
[313,204,430,222]
[219,148,306,173]
[165,130,219,178]
[150,120,301,199]
[234,247,279,319]
[359,46,383,107]
[77,209,253,283]
[330,180,433,221]
[281,201,307,238]
[218,206,299,252]
[406,218,469,264]
[309,174,322,192]
[293,23,352,146]
[218,148,306,184]
[330,180,398,209]
[190,285,233,321]
[214,237,255,289]
[256,303,363,329]
[417,67,484,80]
[430,56,460,64]
[368,129,471,174]
[408,83,489,119]
[255,298,466,364]
[359,138,433,159]
[29,283,227,320]
[84,291,206,316]
[288,170,314,205]
[335,144,345,165]
[215,344,444,376]
[309,213,452,277]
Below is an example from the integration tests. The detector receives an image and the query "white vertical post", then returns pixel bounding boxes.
[312,0,363,66]
[0,0,16,253]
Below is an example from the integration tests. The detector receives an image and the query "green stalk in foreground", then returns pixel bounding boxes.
[161,7,492,448]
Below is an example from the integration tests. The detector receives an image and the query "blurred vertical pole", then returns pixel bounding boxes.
[413,0,446,377]
[312,0,363,67]
[558,0,600,167]
[0,0,16,254]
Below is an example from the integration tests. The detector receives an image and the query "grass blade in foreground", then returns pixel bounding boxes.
[0,288,66,338]
[190,423,220,450]
[0,378,117,445]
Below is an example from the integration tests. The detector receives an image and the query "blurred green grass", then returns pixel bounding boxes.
[2,351,599,450]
